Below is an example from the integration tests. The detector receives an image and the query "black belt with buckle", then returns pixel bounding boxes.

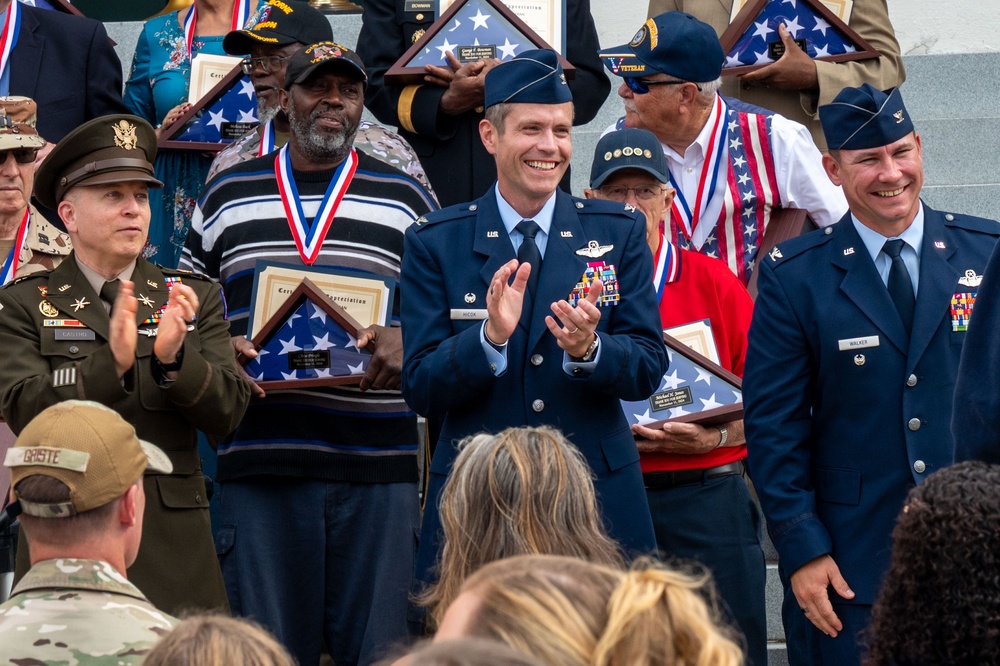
[643,461,744,490]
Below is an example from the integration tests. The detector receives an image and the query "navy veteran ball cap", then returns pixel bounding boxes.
[484,49,572,109]
[599,12,724,83]
[820,84,914,150]
[590,128,669,189]
[223,0,332,55]
[34,114,162,210]
[283,41,367,90]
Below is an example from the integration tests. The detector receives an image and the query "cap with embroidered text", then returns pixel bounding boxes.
[5,401,172,518]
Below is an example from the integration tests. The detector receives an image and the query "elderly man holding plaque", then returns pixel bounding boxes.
[584,127,765,666]
[181,42,435,666]
[0,113,249,616]
[744,84,1000,664]
[400,50,668,611]
[600,12,847,285]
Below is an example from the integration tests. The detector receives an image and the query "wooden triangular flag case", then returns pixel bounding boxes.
[158,65,258,152]
[386,0,575,85]
[720,0,879,76]
[621,333,744,430]
[239,279,374,390]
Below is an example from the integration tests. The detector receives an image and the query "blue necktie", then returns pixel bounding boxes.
[516,219,542,296]
[883,239,914,332]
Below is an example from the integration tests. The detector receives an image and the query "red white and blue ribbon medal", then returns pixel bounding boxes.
[275,144,357,265]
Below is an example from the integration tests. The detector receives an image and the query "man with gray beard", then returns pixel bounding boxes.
[180,42,436,666]
[206,0,435,201]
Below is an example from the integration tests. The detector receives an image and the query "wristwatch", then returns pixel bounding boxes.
[716,425,729,448]
[580,335,600,362]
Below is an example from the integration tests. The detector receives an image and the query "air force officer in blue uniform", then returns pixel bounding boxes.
[401,50,667,591]
[744,84,1000,665]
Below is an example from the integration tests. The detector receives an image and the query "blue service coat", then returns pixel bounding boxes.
[744,205,1000,605]
[401,189,667,576]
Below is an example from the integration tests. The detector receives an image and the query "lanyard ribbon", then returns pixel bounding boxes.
[0,1,21,83]
[274,144,357,265]
[258,118,276,157]
[1,208,31,286]
[184,0,253,61]
[651,234,680,306]
[669,95,727,240]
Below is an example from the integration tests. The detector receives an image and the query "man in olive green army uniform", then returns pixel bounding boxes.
[0,400,178,663]
[0,114,250,615]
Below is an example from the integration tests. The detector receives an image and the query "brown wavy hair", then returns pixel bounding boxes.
[420,426,624,629]
[445,554,743,666]
[866,461,1000,665]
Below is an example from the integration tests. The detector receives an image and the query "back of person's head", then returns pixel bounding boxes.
[438,554,743,666]
[442,555,620,666]
[403,638,548,666]
[424,426,624,627]
[866,461,1000,666]
[594,561,744,666]
[144,615,294,666]
[6,400,171,563]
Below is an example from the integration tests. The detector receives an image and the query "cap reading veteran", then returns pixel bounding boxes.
[484,49,572,109]
[283,41,367,90]
[590,128,669,189]
[599,12,724,83]
[820,84,915,151]
[0,96,46,151]
[33,114,163,211]
[223,0,332,56]
[4,401,172,518]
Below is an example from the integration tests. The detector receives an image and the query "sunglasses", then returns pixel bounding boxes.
[240,54,293,75]
[623,77,702,95]
[0,148,38,164]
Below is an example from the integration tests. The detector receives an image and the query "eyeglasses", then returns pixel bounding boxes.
[598,185,668,202]
[240,55,293,75]
[623,77,702,95]
[0,148,38,164]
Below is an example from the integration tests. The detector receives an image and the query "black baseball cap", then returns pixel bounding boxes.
[283,41,367,90]
[223,0,333,55]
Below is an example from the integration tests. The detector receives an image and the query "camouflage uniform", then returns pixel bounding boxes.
[0,558,178,663]
[206,119,439,203]
[13,205,72,280]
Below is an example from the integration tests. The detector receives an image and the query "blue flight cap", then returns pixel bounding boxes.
[590,128,669,189]
[599,12,724,83]
[820,84,915,150]
[484,49,572,109]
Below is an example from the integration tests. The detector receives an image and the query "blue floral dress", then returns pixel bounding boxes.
[124,7,262,267]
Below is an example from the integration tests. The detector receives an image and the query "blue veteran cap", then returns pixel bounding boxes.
[484,49,572,109]
[590,129,669,189]
[820,84,914,150]
[599,12,723,83]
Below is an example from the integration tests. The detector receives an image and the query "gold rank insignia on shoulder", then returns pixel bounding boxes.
[113,119,139,150]
[768,247,783,262]
[576,240,613,258]
[958,270,983,288]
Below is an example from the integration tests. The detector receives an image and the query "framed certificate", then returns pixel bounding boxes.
[189,54,244,104]
[438,0,565,55]
[621,332,744,430]
[246,261,393,339]
[239,279,374,390]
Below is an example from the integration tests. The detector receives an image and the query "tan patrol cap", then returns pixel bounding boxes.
[4,400,172,518]
[0,96,46,150]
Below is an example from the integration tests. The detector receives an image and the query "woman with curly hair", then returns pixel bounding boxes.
[420,426,624,629]
[866,461,1000,666]
[434,554,744,666]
